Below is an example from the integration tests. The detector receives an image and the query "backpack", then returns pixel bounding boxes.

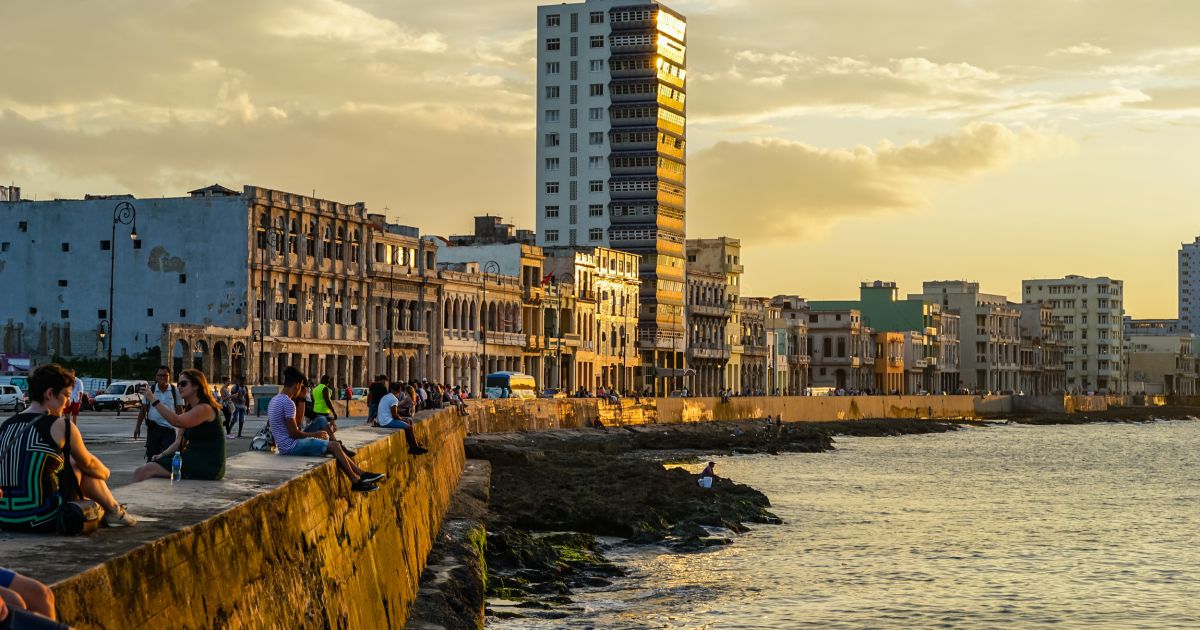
[249,424,275,452]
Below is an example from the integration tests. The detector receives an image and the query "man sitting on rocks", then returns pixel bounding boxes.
[267,366,385,493]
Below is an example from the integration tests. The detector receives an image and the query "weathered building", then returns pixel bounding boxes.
[916,281,1020,393]
[1017,303,1066,395]
[364,217,440,383]
[1022,275,1126,393]
[808,308,875,391]
[770,295,810,395]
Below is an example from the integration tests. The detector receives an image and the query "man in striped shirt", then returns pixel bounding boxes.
[267,366,384,493]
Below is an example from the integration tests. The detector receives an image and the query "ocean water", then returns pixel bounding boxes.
[489,420,1200,629]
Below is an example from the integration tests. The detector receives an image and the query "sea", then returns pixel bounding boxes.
[489,420,1200,629]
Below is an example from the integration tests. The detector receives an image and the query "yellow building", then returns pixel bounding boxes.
[874,331,905,394]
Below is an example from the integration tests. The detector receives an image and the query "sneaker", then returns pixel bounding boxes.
[360,471,386,483]
[104,505,137,527]
[226,434,236,440]
[350,480,379,493]
[408,446,429,456]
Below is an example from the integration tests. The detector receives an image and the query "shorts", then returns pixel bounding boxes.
[303,416,331,433]
[0,566,15,588]
[67,402,81,415]
[282,438,329,457]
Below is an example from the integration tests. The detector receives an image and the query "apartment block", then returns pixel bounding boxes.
[1180,237,1200,335]
[916,281,1020,393]
[1021,275,1125,393]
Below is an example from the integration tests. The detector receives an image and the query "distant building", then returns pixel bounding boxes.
[915,281,1020,393]
[0,185,19,202]
[1021,275,1126,393]
[685,237,741,396]
[1017,303,1067,395]
[808,308,875,391]
[1180,237,1200,335]
[873,331,904,394]
[1126,334,1197,395]
[535,0,689,395]
[770,295,811,395]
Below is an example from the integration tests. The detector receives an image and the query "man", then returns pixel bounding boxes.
[268,367,383,492]
[67,374,84,423]
[367,375,388,427]
[375,382,428,455]
[219,376,234,437]
[134,366,183,462]
[311,375,338,429]
[227,377,249,438]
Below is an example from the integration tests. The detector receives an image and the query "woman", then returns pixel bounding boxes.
[0,363,135,530]
[400,385,418,419]
[133,368,225,482]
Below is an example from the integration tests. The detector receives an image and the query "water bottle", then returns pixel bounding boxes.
[171,451,182,482]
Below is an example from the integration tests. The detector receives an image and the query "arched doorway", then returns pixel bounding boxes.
[835,369,847,390]
[231,342,247,382]
[193,339,209,374]
[172,339,190,376]
[212,341,228,382]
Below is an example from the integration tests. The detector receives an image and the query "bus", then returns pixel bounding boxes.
[484,372,537,399]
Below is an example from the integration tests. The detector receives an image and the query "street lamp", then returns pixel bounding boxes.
[552,273,574,390]
[106,201,138,386]
[257,226,285,385]
[480,260,500,394]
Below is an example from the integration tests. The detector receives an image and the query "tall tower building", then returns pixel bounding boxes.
[535,0,688,394]
[1180,237,1200,335]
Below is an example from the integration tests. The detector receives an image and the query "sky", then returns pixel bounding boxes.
[2,0,1198,317]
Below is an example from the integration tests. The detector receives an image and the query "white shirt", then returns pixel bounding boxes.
[147,382,181,428]
[71,377,84,403]
[377,393,400,421]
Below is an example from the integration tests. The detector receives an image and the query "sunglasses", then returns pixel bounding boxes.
[178,380,193,387]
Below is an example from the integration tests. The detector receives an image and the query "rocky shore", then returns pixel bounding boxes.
[457,408,1199,622]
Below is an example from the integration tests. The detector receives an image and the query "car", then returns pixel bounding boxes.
[351,387,369,401]
[93,380,149,411]
[539,388,567,399]
[0,384,26,412]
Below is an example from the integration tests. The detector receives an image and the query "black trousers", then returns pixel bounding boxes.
[144,422,176,462]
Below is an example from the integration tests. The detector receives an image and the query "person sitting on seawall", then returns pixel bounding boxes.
[310,375,339,435]
[0,563,67,629]
[132,369,226,483]
[0,363,136,531]
[366,375,388,427]
[269,367,384,493]
[375,383,429,455]
[295,379,354,458]
[445,385,468,417]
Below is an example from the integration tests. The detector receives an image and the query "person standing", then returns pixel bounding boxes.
[133,368,226,482]
[134,366,183,463]
[219,376,235,439]
[67,375,84,423]
[228,377,249,438]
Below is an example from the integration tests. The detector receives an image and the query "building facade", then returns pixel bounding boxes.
[1016,303,1066,395]
[1180,237,1200,335]
[770,295,810,395]
[808,308,875,391]
[535,0,689,395]
[916,281,1020,393]
[1021,275,1126,393]
[365,218,440,384]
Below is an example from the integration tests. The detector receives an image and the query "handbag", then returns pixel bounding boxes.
[56,417,102,536]
[249,424,276,452]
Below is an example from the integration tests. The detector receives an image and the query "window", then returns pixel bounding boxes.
[546,61,560,74]
[546,181,560,194]
[0,243,8,252]
[147,308,154,317]
[589,131,604,145]
[545,205,560,218]
[60,310,69,319]
[589,228,603,241]
[100,240,111,251]
[545,157,560,171]
[546,229,560,242]
[61,242,69,252]
[546,14,560,27]
[545,109,559,123]
[133,239,142,250]
[590,35,604,48]
[590,11,604,24]
[588,107,604,121]
[546,38,560,51]
[589,180,604,193]
[589,204,604,216]
[179,273,187,284]
[589,83,604,96]
[57,279,67,287]
[590,59,605,72]
[98,309,106,319]
[546,86,560,99]
[17,221,27,232]
[589,156,604,169]
[545,133,560,147]
[180,309,187,318]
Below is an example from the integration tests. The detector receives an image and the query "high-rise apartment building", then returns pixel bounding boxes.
[535,0,688,394]
[915,281,1020,393]
[1179,237,1200,335]
[1021,275,1126,393]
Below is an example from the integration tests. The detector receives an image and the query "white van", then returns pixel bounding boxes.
[0,384,26,412]
[93,380,149,411]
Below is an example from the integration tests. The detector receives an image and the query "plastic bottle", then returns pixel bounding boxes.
[171,451,183,482]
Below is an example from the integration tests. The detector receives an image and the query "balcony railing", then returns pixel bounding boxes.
[689,346,730,360]
[486,331,526,347]
[688,304,728,317]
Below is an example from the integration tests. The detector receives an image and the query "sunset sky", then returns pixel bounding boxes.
[2,0,1198,317]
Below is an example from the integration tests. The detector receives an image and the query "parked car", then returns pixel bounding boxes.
[351,387,369,401]
[0,384,26,412]
[540,388,566,399]
[92,380,149,411]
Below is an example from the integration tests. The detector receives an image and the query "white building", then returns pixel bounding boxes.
[1021,275,1126,393]
[915,281,1020,393]
[1179,237,1200,335]
[535,0,688,394]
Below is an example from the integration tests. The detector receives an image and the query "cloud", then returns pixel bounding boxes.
[1049,42,1113,57]
[687,123,1074,239]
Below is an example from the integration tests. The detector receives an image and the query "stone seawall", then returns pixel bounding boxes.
[50,408,466,629]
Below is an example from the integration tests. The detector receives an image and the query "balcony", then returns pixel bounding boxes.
[523,286,543,302]
[743,344,769,356]
[924,327,938,336]
[818,356,862,368]
[726,263,745,274]
[688,304,728,317]
[524,335,545,351]
[385,330,430,346]
[690,346,730,360]
[888,357,903,367]
[562,333,582,347]
[486,331,526,347]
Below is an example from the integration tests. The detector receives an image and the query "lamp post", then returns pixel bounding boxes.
[257,226,285,385]
[106,201,138,386]
[480,260,500,394]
